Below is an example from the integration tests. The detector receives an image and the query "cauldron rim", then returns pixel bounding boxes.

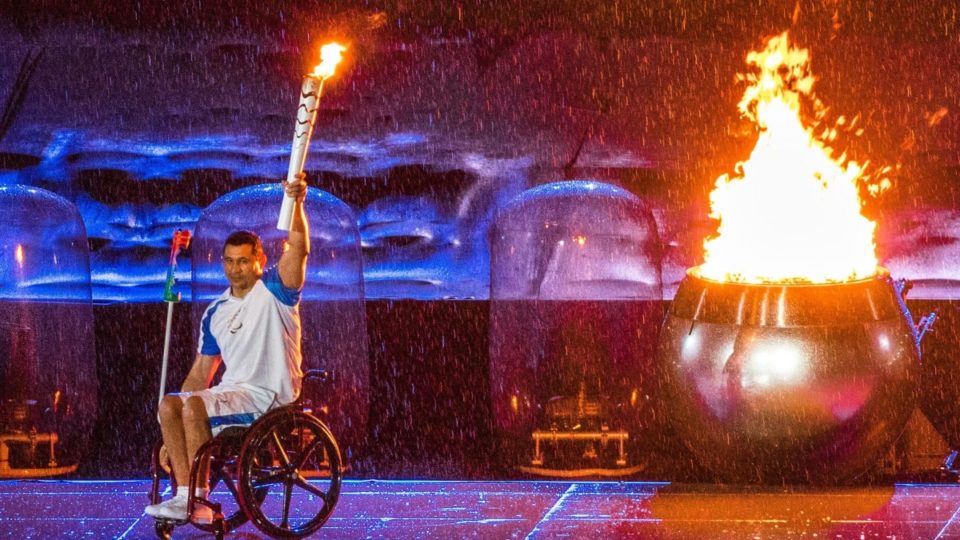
[686,265,889,289]
[673,266,903,325]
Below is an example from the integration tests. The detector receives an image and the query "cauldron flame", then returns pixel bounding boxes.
[699,32,891,284]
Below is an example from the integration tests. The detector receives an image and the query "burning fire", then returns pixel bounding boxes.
[312,43,347,80]
[699,33,883,284]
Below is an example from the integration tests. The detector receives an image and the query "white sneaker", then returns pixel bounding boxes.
[145,493,188,521]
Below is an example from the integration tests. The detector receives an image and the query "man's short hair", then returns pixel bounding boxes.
[224,230,264,258]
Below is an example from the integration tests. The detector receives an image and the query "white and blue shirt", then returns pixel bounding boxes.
[198,266,303,406]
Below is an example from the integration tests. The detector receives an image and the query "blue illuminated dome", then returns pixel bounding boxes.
[191,183,368,456]
[488,180,664,474]
[492,180,663,300]
[0,185,97,477]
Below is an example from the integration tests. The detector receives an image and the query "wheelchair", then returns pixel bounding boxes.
[149,369,342,539]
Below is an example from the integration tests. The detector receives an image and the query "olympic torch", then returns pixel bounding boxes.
[277,42,346,230]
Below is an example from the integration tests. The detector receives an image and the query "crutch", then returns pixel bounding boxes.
[158,229,191,404]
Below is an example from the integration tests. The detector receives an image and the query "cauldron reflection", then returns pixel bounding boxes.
[658,267,920,483]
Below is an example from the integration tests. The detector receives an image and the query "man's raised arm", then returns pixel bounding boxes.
[278,176,310,290]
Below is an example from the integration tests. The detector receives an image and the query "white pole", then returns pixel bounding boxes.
[158,300,175,404]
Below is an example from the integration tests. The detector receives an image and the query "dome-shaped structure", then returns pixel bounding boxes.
[0,185,97,477]
[192,184,368,457]
[492,181,662,300]
[489,181,663,474]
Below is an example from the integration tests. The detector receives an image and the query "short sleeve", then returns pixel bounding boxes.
[262,266,301,306]
[197,299,226,355]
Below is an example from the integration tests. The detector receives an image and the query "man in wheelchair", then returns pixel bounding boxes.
[145,178,309,523]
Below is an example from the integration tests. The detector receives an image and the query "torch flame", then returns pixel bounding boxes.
[699,32,878,284]
[311,43,346,80]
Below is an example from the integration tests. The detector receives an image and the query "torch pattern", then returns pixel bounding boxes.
[278,43,345,231]
[277,76,323,230]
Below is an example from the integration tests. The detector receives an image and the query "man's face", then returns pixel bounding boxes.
[222,243,265,295]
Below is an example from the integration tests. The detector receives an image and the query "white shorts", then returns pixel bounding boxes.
[172,384,278,436]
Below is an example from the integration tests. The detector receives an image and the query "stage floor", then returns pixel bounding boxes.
[3,479,960,539]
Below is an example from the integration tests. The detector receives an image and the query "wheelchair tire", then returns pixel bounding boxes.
[237,407,342,538]
[154,520,174,539]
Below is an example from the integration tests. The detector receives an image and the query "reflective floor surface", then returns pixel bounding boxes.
[3,479,960,539]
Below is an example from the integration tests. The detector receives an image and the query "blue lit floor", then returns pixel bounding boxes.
[3,479,960,539]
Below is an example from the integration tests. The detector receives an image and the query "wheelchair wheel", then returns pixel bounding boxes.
[237,408,342,538]
[188,430,267,534]
[154,520,174,539]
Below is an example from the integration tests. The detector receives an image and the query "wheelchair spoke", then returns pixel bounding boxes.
[294,436,326,472]
[251,469,285,489]
[280,478,294,529]
[271,430,292,467]
[294,475,328,502]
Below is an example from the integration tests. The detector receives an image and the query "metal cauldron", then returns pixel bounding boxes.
[658,267,920,483]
